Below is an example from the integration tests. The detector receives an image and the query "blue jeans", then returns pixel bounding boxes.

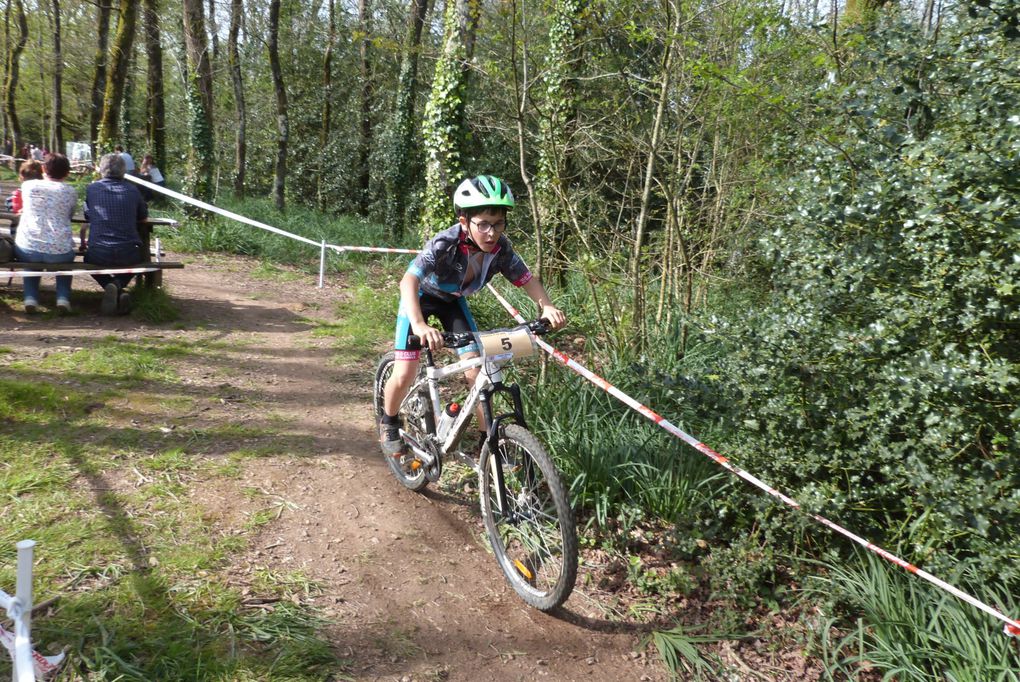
[13,245,74,303]
[85,243,144,290]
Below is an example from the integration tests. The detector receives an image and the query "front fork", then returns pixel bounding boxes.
[481,382,528,520]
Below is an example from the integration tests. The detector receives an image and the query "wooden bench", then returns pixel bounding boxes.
[0,260,184,289]
[0,212,180,288]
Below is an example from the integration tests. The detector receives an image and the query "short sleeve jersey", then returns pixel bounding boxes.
[407,224,533,301]
[13,179,78,255]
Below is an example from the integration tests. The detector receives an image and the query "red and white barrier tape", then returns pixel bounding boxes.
[0,266,160,278]
[486,283,1020,638]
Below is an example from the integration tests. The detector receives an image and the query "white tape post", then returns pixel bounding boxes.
[486,283,1020,638]
[0,541,65,681]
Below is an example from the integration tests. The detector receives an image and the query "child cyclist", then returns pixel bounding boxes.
[380,175,567,455]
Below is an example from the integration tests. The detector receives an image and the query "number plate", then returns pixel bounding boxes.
[476,326,535,359]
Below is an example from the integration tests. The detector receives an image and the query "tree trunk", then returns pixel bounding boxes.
[89,0,112,154]
[420,0,480,237]
[97,0,140,153]
[119,45,135,150]
[629,0,682,344]
[536,0,583,285]
[2,0,27,153]
[507,0,542,275]
[50,0,63,154]
[268,0,287,210]
[228,0,245,196]
[317,0,334,208]
[182,0,215,199]
[143,0,166,169]
[356,0,372,214]
[380,0,430,235]
[208,0,219,62]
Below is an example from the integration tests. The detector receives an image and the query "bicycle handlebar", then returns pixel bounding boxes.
[406,318,552,351]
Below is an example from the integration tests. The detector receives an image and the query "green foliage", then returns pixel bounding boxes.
[166,193,393,264]
[811,553,1020,680]
[419,0,473,238]
[719,5,1020,588]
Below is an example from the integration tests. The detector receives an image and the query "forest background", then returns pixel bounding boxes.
[1,0,1018,676]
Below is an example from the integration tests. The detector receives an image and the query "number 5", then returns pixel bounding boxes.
[500,337,512,350]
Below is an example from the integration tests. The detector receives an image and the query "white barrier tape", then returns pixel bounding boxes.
[125,175,324,248]
[124,176,419,280]
[330,245,419,255]
[1,267,159,279]
[486,283,1020,638]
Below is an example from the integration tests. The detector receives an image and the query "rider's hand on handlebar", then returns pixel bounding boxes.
[412,321,445,350]
[540,306,567,331]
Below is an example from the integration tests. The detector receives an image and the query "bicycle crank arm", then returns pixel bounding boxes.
[399,431,436,466]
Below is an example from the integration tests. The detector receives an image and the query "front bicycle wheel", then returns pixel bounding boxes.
[373,351,429,492]
[480,424,578,611]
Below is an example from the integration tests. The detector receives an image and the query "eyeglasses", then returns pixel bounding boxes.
[470,219,506,235]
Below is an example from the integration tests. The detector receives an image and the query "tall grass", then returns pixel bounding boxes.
[162,192,396,269]
[472,274,733,541]
[811,553,1020,680]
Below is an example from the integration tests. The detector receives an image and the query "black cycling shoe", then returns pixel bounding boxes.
[379,420,404,456]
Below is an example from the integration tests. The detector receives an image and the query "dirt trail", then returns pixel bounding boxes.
[1,253,668,681]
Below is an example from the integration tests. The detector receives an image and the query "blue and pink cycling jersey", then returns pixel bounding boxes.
[394,224,533,360]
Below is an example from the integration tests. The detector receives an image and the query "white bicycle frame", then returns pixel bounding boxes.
[421,351,515,455]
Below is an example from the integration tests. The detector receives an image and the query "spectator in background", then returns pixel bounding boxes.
[113,144,135,173]
[83,153,148,315]
[17,144,30,161]
[5,159,44,237]
[12,153,78,314]
[138,155,165,201]
[30,145,44,162]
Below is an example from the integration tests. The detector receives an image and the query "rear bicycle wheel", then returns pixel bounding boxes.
[373,351,430,492]
[480,424,577,611]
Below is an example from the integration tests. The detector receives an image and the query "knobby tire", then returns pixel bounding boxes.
[373,351,429,492]
[480,424,578,611]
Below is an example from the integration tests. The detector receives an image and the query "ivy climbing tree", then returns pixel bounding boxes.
[535,0,584,284]
[419,0,480,239]
[380,0,431,238]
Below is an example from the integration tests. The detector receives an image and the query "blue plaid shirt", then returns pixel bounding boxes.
[84,178,148,249]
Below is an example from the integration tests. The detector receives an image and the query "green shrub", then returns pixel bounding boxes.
[720,4,1019,588]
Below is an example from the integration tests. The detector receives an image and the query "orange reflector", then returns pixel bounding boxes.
[513,560,533,580]
[410,460,422,470]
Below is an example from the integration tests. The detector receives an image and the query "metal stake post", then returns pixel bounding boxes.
[318,240,326,289]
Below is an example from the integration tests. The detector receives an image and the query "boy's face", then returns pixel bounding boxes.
[460,209,506,253]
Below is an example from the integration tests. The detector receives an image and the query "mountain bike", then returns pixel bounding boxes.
[373,319,578,611]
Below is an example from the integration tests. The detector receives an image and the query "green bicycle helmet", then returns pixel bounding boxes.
[453,175,515,212]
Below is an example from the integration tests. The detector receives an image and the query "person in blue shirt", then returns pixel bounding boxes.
[379,175,567,455]
[83,153,148,315]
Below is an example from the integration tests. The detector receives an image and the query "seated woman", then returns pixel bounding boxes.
[12,153,78,313]
[83,153,148,315]
[5,159,44,238]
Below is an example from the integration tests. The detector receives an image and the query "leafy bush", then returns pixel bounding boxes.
[720,4,1019,588]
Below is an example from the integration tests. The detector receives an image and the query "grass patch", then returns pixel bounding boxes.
[811,553,1020,680]
[250,260,305,283]
[130,284,181,324]
[8,336,189,385]
[0,326,349,679]
[311,265,403,361]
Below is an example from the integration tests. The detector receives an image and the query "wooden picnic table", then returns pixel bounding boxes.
[0,213,181,287]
